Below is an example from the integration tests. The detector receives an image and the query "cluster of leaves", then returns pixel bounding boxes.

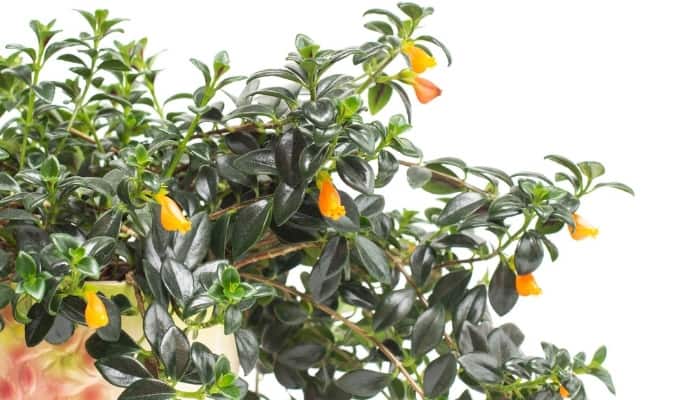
[0,3,631,400]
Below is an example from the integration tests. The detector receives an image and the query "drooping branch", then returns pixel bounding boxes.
[239,272,426,399]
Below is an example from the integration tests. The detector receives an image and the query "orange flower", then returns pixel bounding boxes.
[413,76,442,104]
[316,173,346,221]
[515,273,542,296]
[569,213,599,240]
[154,189,192,234]
[402,42,437,73]
[559,384,570,398]
[84,291,109,329]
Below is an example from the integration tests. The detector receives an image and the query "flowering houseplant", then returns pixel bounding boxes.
[0,3,634,399]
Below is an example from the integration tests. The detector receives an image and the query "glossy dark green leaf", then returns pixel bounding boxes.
[160,326,191,380]
[224,306,242,335]
[302,99,336,128]
[375,150,399,188]
[337,156,375,194]
[436,192,487,226]
[590,366,616,394]
[278,343,326,370]
[406,166,432,189]
[353,236,392,285]
[190,342,217,385]
[118,378,175,400]
[488,261,518,316]
[310,236,349,302]
[457,352,501,384]
[144,303,175,351]
[339,282,377,310]
[173,211,212,269]
[578,161,605,180]
[275,129,307,186]
[25,303,54,347]
[96,356,152,388]
[389,81,412,123]
[515,230,544,275]
[428,269,472,310]
[0,284,14,308]
[232,149,278,176]
[273,182,305,226]
[424,353,457,398]
[454,284,487,330]
[161,259,194,307]
[368,83,393,114]
[44,314,74,345]
[487,327,521,364]
[299,144,327,180]
[195,165,218,202]
[236,328,259,375]
[336,369,391,398]
[545,154,582,190]
[409,245,434,287]
[97,294,122,342]
[412,304,445,357]
[373,288,415,332]
[88,208,123,238]
[354,194,385,217]
[230,199,272,259]
[457,320,488,354]
[86,331,140,359]
[592,181,635,195]
[415,35,452,66]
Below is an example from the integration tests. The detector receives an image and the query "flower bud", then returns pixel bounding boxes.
[515,273,542,296]
[316,172,346,221]
[402,42,437,73]
[154,189,192,234]
[569,213,599,240]
[84,291,109,329]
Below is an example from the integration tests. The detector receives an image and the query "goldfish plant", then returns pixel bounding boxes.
[0,4,632,400]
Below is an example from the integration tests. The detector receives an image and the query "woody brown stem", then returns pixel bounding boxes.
[125,271,146,318]
[239,272,426,399]
[233,241,322,269]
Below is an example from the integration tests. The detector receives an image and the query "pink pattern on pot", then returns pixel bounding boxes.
[0,308,120,399]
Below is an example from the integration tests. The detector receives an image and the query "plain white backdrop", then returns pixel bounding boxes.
[3,1,699,398]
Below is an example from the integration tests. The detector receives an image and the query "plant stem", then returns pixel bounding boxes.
[233,241,321,270]
[164,113,202,178]
[240,272,426,399]
[356,49,400,94]
[19,46,45,169]
[398,159,491,196]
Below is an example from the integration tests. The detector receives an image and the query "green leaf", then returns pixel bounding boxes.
[118,378,175,400]
[415,35,452,66]
[488,261,518,316]
[592,345,607,366]
[514,230,544,275]
[40,155,60,182]
[589,366,616,394]
[363,9,403,30]
[0,173,21,193]
[190,58,211,85]
[0,285,14,308]
[310,236,349,302]
[143,303,175,351]
[423,353,457,398]
[436,192,487,226]
[76,256,100,278]
[398,2,425,20]
[25,303,54,347]
[224,306,242,335]
[336,369,391,398]
[96,294,122,342]
[457,352,501,383]
[454,284,487,329]
[161,259,194,307]
[190,343,217,386]
[273,182,305,226]
[592,181,635,196]
[373,288,415,331]
[409,244,434,287]
[213,50,231,78]
[302,99,336,129]
[578,161,605,180]
[364,21,394,35]
[278,343,326,370]
[353,236,392,285]
[275,129,307,186]
[235,328,259,375]
[412,304,445,356]
[390,81,412,123]
[159,326,191,381]
[406,166,431,189]
[368,83,393,115]
[232,148,278,176]
[230,199,272,259]
[96,356,152,388]
[86,331,140,359]
[98,59,130,72]
[337,156,375,195]
[545,154,582,191]
[15,251,37,280]
[173,211,212,269]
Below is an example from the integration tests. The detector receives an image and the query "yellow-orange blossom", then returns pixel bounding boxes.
[154,189,192,234]
[515,273,542,296]
[402,42,437,73]
[569,213,599,240]
[317,173,346,221]
[84,291,109,329]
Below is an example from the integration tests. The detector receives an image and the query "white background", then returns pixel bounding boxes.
[3,1,700,398]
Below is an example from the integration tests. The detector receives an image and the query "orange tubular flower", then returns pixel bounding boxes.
[413,76,442,104]
[317,173,346,221]
[515,273,542,296]
[402,42,437,73]
[569,213,599,240]
[84,291,109,329]
[154,190,192,234]
[559,385,570,398]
